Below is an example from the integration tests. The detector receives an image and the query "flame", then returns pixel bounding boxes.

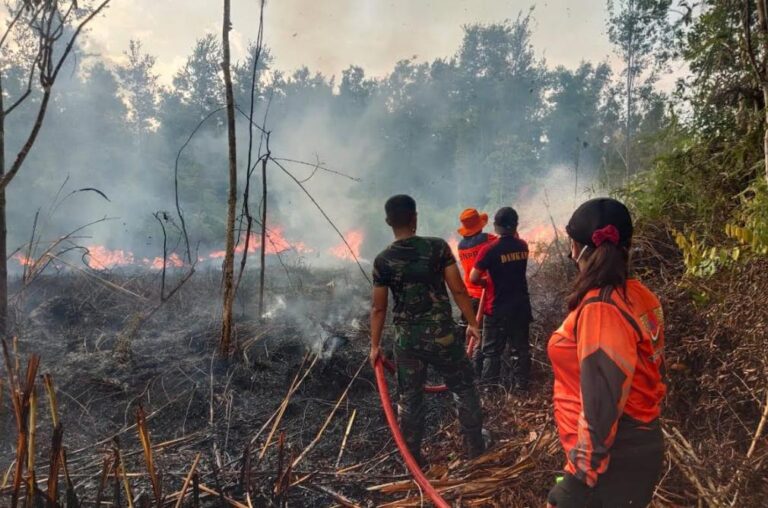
[329,230,364,261]
[208,227,310,259]
[447,234,460,258]
[85,245,135,269]
[12,253,34,266]
[11,226,316,272]
[520,224,562,260]
[145,253,185,269]
[521,225,556,244]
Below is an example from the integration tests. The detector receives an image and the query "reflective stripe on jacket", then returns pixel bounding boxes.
[457,232,496,299]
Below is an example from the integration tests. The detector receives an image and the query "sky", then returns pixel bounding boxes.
[84,0,617,84]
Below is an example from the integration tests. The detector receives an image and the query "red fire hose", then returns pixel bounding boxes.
[373,292,486,506]
[382,290,485,393]
[374,358,451,508]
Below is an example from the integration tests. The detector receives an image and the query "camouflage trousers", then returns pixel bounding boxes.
[393,322,484,462]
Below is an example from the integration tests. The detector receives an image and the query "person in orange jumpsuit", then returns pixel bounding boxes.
[456,208,497,375]
[547,198,665,508]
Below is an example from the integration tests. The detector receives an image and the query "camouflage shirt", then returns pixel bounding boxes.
[373,236,455,326]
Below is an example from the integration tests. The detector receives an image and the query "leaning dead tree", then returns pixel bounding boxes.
[0,0,111,337]
[219,0,238,354]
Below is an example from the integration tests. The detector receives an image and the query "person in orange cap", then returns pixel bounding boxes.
[456,208,497,376]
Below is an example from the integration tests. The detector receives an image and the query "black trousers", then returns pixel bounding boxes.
[551,423,664,508]
[589,423,664,507]
[476,310,530,386]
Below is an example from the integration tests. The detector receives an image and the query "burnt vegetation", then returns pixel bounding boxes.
[0,0,768,507]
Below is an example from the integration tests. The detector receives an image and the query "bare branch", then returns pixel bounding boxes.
[235,0,267,294]
[0,6,23,49]
[271,158,371,285]
[743,0,766,85]
[152,212,169,299]
[0,0,112,191]
[173,107,226,264]
[272,157,361,182]
[0,88,51,190]
[0,2,38,51]
[50,0,111,83]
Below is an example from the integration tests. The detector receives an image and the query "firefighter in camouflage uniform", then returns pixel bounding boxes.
[369,194,485,464]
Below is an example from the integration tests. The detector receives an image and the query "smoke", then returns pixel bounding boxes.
[260,278,368,357]
[515,165,599,235]
[3,15,610,277]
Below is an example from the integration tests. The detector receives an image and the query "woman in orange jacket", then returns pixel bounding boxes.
[547,198,665,508]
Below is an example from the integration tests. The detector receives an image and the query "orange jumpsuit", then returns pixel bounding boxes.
[548,280,665,487]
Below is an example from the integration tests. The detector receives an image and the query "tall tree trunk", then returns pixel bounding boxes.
[220,0,238,354]
[625,71,632,182]
[258,157,267,320]
[625,0,635,183]
[0,189,6,340]
[758,0,768,183]
[763,87,768,183]
[0,78,6,339]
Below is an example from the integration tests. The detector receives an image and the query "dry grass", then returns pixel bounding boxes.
[1,237,767,506]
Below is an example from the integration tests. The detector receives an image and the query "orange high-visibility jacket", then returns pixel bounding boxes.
[457,232,497,299]
[547,280,666,487]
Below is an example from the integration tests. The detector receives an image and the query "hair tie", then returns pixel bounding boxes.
[592,224,620,247]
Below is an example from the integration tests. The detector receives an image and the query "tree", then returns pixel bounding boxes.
[546,62,613,190]
[116,40,160,142]
[607,0,673,180]
[220,0,238,353]
[170,34,224,123]
[454,15,548,203]
[233,40,272,109]
[0,0,110,338]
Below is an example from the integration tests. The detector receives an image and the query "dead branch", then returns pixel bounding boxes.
[271,159,371,285]
[291,359,366,469]
[747,387,768,458]
[173,452,201,508]
[335,408,357,468]
[235,0,267,300]
[0,0,112,191]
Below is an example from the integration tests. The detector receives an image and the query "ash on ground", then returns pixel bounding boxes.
[1,258,569,506]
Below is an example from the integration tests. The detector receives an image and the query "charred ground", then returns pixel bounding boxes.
[1,233,767,506]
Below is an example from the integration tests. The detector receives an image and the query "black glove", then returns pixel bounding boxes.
[547,472,592,507]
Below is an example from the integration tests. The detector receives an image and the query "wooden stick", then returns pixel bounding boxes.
[94,456,111,508]
[1,462,13,491]
[114,440,134,508]
[27,385,37,490]
[197,483,249,508]
[747,388,768,458]
[47,255,147,300]
[291,359,365,469]
[335,409,357,468]
[46,424,63,507]
[256,354,318,461]
[306,483,362,508]
[174,452,201,508]
[136,406,161,504]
